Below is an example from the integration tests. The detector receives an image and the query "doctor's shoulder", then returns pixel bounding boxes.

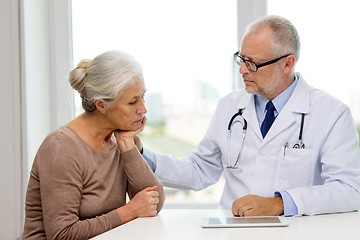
[309,87,352,117]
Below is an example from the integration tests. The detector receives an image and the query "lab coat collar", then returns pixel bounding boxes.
[285,73,311,114]
[235,73,311,142]
[263,73,311,143]
[236,92,263,140]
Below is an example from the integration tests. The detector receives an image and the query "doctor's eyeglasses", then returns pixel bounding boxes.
[233,51,291,72]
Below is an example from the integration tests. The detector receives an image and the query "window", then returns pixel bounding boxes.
[72,0,237,207]
[267,0,360,135]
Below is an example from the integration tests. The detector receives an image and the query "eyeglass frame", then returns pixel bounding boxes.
[233,51,291,72]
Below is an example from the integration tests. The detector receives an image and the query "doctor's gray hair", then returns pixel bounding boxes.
[69,50,143,112]
[246,15,300,62]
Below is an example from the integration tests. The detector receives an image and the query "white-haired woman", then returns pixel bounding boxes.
[22,50,164,239]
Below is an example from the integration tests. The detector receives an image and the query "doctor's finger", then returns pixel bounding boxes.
[242,207,257,217]
[232,202,241,216]
[232,200,245,216]
[238,205,253,217]
[232,205,241,216]
[232,203,246,217]
[232,207,238,216]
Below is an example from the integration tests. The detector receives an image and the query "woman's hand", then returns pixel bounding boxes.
[114,116,147,152]
[116,186,160,224]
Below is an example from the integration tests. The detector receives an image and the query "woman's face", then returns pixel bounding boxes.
[105,77,147,131]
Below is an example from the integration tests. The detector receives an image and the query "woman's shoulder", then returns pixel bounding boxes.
[41,125,84,150]
[34,126,88,167]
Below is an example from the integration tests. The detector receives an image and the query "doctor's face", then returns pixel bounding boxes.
[239,27,286,100]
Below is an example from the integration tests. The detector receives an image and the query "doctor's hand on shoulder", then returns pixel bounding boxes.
[232,194,284,217]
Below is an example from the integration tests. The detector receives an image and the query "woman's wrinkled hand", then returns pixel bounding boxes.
[114,116,147,152]
[114,116,147,140]
[127,186,159,217]
[117,186,160,223]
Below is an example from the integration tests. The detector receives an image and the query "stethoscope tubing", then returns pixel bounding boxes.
[227,109,247,169]
[227,109,246,130]
[227,109,306,168]
[293,113,306,149]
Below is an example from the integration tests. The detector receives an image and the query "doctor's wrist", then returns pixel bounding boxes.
[272,196,284,216]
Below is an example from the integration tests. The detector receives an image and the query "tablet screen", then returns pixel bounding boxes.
[209,217,281,224]
[202,217,288,228]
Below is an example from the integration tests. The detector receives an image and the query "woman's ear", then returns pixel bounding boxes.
[282,55,296,74]
[94,99,106,114]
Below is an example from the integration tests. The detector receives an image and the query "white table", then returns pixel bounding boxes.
[93,209,360,240]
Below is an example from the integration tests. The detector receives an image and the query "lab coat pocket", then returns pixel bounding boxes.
[275,148,316,190]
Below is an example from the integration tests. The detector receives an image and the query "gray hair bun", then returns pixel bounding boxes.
[69,59,91,95]
[69,59,97,112]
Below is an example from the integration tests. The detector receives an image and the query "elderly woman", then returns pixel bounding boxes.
[22,50,164,239]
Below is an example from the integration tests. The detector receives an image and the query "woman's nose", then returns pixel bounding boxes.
[138,101,147,114]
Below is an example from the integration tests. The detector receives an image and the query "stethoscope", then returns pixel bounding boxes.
[227,109,247,169]
[292,113,306,149]
[226,109,306,169]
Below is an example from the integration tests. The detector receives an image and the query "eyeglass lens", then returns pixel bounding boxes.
[234,54,257,71]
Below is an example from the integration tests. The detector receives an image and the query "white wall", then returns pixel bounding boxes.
[0,0,25,238]
[23,0,52,171]
[24,0,74,170]
[0,0,73,239]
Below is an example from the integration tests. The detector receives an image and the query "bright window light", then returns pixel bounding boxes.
[268,0,360,129]
[72,0,237,206]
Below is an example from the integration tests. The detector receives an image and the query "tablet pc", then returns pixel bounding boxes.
[201,216,288,228]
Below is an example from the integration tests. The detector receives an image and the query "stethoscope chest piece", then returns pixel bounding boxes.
[293,141,305,149]
[292,113,306,149]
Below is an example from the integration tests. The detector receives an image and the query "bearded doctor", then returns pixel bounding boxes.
[140,15,360,216]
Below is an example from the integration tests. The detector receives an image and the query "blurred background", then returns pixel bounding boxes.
[71,0,360,207]
[2,0,360,238]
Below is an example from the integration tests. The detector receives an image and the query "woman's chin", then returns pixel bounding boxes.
[130,122,143,130]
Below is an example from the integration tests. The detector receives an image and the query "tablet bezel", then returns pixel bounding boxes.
[201,216,289,228]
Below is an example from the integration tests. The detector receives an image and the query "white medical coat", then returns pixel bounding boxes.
[154,73,360,215]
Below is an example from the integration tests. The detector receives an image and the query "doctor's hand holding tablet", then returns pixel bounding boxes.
[138,15,360,218]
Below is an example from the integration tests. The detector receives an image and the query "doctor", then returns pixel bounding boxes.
[141,15,360,216]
